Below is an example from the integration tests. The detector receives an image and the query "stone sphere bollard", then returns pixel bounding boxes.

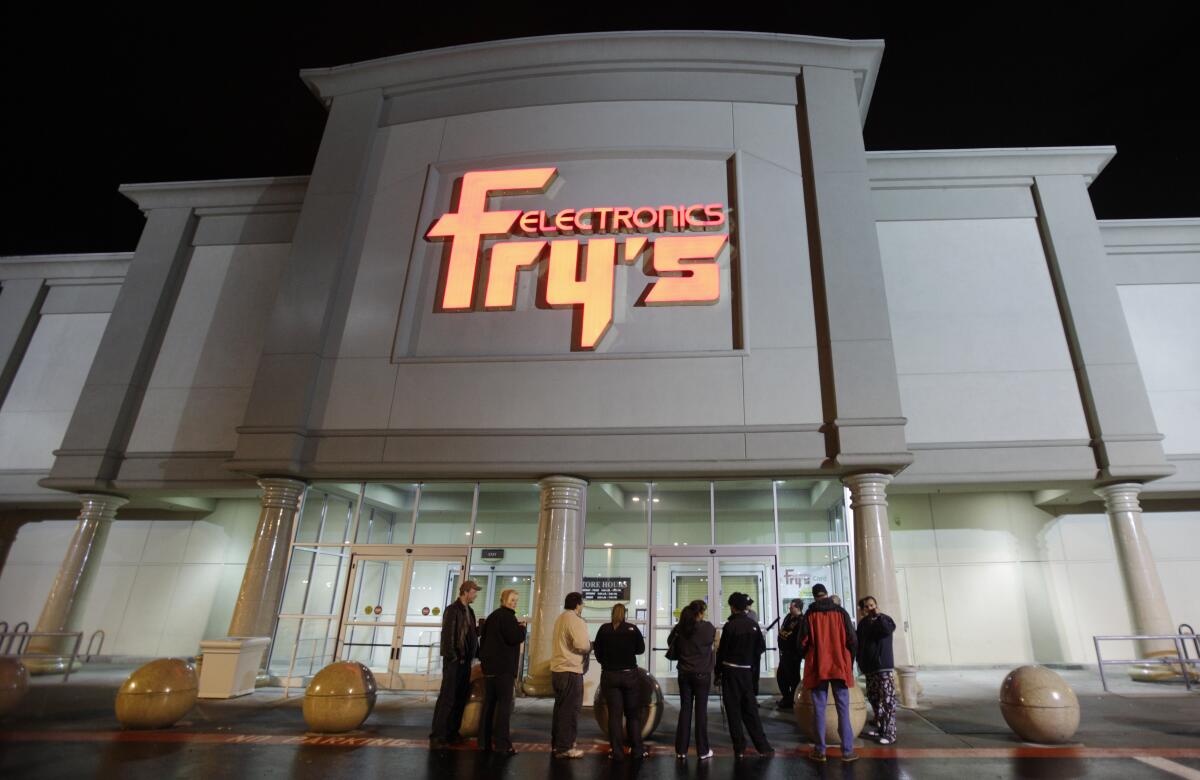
[999,665,1080,744]
[303,661,378,733]
[593,669,664,740]
[0,658,30,717]
[793,684,868,743]
[458,666,486,738]
[114,658,199,729]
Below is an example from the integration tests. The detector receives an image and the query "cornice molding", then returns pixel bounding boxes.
[119,175,310,212]
[0,253,132,281]
[300,31,884,120]
[866,147,1116,186]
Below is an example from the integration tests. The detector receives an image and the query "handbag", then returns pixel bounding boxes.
[665,629,679,661]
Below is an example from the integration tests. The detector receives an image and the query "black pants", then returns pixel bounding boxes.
[720,666,771,754]
[600,669,643,758]
[480,672,516,751]
[430,658,470,741]
[675,670,710,755]
[551,671,584,752]
[777,652,801,704]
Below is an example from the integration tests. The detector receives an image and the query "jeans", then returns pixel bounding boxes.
[551,671,584,752]
[810,679,854,753]
[675,670,710,755]
[600,669,643,758]
[480,672,516,751]
[429,658,470,741]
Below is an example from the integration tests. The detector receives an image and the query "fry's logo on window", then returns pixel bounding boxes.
[426,167,728,351]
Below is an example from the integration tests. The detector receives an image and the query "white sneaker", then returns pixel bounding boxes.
[555,748,585,759]
[879,737,894,745]
[699,750,714,760]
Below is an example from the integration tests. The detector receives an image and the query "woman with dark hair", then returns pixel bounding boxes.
[593,603,647,761]
[668,599,716,760]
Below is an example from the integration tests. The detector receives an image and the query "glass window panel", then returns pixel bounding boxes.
[582,548,648,624]
[397,626,443,675]
[777,480,838,544]
[405,560,461,624]
[356,483,418,543]
[779,546,852,605]
[650,481,711,546]
[346,558,404,622]
[714,480,775,544]
[295,491,325,544]
[294,617,338,677]
[343,624,393,674]
[280,549,316,614]
[414,483,476,544]
[303,551,350,615]
[268,617,300,675]
[316,484,359,544]
[585,482,650,546]
[716,557,777,672]
[473,483,539,545]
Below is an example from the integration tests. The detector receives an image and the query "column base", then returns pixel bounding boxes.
[896,665,922,709]
[24,657,82,676]
[1129,650,1200,683]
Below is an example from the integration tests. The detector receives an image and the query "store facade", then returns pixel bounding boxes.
[0,32,1197,688]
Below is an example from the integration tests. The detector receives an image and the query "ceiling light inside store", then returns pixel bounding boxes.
[652,498,659,503]
[632,496,640,502]
[604,542,613,547]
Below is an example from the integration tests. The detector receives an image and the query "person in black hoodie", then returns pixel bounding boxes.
[667,599,716,759]
[593,603,647,760]
[478,588,527,755]
[856,596,897,744]
[776,598,804,708]
[715,592,774,759]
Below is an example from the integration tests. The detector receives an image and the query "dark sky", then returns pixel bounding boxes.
[3,5,1198,256]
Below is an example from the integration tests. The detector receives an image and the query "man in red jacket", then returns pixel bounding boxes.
[799,583,859,763]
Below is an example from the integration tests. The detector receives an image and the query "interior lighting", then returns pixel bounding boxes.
[632,496,640,502]
[603,542,614,547]
[652,498,660,503]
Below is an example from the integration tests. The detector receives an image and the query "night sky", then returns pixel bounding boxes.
[3,5,1198,256]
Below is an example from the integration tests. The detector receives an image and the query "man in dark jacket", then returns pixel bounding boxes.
[799,583,858,763]
[776,598,804,708]
[430,579,480,748]
[715,592,774,759]
[856,596,898,744]
[478,588,527,754]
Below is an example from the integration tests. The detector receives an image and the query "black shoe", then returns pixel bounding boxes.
[759,748,775,757]
[504,749,518,757]
[446,733,465,745]
[734,753,744,760]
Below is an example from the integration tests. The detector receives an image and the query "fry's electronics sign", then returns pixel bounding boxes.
[426,167,728,351]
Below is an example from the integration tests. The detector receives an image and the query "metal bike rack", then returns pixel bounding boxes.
[85,629,106,662]
[1093,633,1200,693]
[0,629,84,682]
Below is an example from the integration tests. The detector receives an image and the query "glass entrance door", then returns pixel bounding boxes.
[337,553,466,689]
[650,553,777,678]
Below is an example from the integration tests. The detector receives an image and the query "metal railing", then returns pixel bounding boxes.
[0,630,84,682]
[1093,634,1200,693]
[85,630,105,662]
[0,622,30,655]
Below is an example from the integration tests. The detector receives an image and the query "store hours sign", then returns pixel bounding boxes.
[582,577,632,601]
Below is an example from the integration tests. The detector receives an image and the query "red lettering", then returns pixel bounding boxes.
[633,207,658,231]
[704,203,726,227]
[554,209,576,234]
[612,207,634,232]
[591,207,612,232]
[537,210,554,235]
[518,211,540,234]
[484,241,546,309]
[575,208,593,233]
[544,239,616,350]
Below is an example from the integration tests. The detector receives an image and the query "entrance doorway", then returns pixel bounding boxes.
[649,553,777,679]
[336,551,466,689]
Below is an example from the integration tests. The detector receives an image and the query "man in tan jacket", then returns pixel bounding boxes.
[550,591,591,758]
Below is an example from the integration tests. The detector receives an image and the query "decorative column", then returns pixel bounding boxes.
[844,473,920,704]
[26,494,127,672]
[524,475,586,696]
[0,518,30,578]
[1096,483,1180,677]
[227,478,306,640]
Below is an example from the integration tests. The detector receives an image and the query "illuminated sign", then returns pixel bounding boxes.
[426,167,729,350]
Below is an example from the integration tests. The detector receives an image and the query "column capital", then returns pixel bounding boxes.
[538,475,587,511]
[1095,482,1144,514]
[256,477,307,511]
[76,493,129,520]
[842,473,892,508]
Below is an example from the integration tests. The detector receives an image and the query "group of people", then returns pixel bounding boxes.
[428,578,898,763]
